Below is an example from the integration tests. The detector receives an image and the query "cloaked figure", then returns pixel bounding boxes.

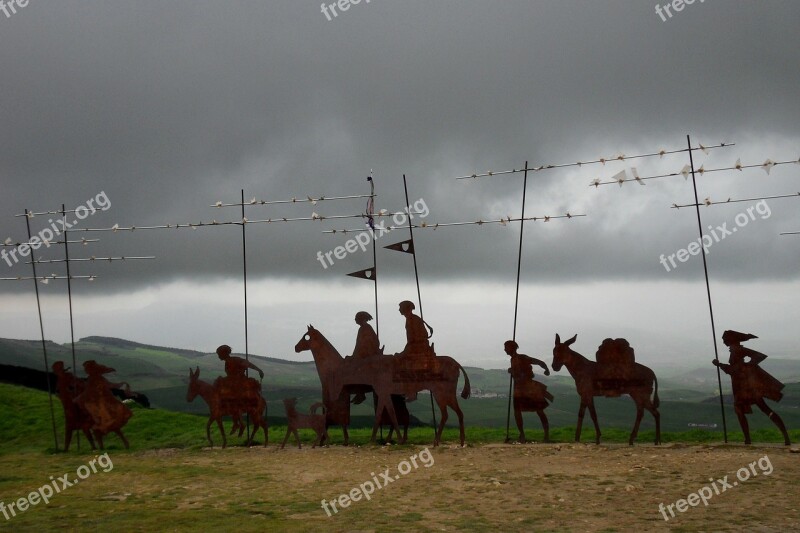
[351,311,381,359]
[505,340,553,443]
[74,360,132,449]
[713,330,790,445]
[349,311,381,405]
[52,361,96,451]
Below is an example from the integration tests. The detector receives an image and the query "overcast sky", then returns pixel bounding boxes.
[1,1,798,371]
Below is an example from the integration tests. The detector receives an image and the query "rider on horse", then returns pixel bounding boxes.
[349,311,381,404]
[394,300,435,401]
[214,344,264,407]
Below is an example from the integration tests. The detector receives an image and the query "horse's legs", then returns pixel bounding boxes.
[115,429,130,449]
[293,428,302,449]
[434,394,449,447]
[216,417,227,448]
[450,394,466,447]
[377,393,403,443]
[342,424,349,446]
[536,409,550,443]
[280,427,291,449]
[575,401,587,442]
[643,400,661,445]
[587,399,601,444]
[755,399,790,445]
[83,428,97,450]
[64,429,73,452]
[95,431,105,450]
[205,417,214,447]
[629,402,644,446]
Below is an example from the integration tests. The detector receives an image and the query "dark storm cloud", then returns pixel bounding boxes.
[1,0,798,294]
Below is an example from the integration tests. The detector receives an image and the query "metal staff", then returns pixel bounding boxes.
[61,204,81,449]
[401,174,437,429]
[240,189,252,440]
[686,135,728,443]
[505,161,530,443]
[23,209,60,451]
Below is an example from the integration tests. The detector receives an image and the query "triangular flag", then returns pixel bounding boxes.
[681,165,691,179]
[384,239,415,254]
[347,267,376,281]
[762,159,775,175]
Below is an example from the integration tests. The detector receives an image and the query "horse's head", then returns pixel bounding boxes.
[552,333,577,372]
[294,325,316,353]
[186,366,201,402]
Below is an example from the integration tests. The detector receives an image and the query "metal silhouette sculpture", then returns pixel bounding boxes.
[371,394,411,443]
[714,330,791,445]
[552,334,661,445]
[73,360,133,449]
[52,361,97,451]
[504,341,553,443]
[295,324,471,446]
[280,398,329,449]
[186,365,268,448]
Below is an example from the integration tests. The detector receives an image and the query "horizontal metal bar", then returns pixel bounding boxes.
[0,275,98,281]
[211,193,375,208]
[671,192,800,209]
[455,143,734,180]
[1,238,100,247]
[780,231,800,235]
[323,213,586,233]
[25,256,155,264]
[14,209,80,218]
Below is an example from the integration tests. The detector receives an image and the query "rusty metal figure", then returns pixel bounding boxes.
[504,340,552,443]
[280,398,328,449]
[52,361,96,451]
[714,330,790,445]
[552,334,660,445]
[73,360,132,449]
[295,325,470,446]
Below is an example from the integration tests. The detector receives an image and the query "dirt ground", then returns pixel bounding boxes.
[2,442,799,532]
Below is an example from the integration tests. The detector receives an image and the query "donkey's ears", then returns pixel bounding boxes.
[555,333,561,345]
[566,334,577,346]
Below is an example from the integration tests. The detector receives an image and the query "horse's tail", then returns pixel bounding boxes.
[310,402,327,415]
[457,362,471,400]
[652,371,659,409]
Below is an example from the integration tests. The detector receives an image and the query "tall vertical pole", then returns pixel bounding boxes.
[241,189,252,440]
[368,175,379,339]
[367,174,382,440]
[687,135,728,443]
[62,204,80,450]
[401,175,437,428]
[25,210,60,451]
[506,162,528,442]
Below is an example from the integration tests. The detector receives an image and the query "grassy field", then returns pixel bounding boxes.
[2,383,799,531]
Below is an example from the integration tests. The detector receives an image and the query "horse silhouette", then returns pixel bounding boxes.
[552,334,660,445]
[295,325,470,446]
[186,367,268,447]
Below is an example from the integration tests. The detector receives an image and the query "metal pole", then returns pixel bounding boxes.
[401,175,437,429]
[506,162,528,442]
[62,204,80,450]
[368,175,382,441]
[25,210,60,451]
[686,135,728,443]
[241,189,251,441]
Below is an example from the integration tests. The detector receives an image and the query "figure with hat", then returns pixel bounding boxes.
[395,300,434,359]
[504,340,553,443]
[713,330,790,445]
[394,300,436,401]
[349,311,382,404]
[74,360,133,448]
